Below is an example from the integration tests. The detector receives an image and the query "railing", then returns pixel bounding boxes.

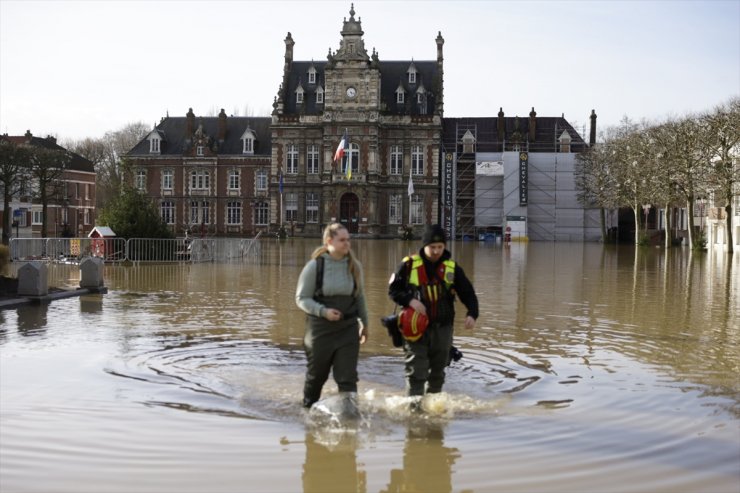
[9,236,261,263]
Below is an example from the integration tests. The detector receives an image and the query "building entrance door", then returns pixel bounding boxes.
[339,193,359,233]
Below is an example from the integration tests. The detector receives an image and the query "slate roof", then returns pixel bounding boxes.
[0,134,95,172]
[442,116,588,153]
[283,60,439,116]
[126,115,272,157]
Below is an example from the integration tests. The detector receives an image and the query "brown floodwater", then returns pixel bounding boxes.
[0,240,738,493]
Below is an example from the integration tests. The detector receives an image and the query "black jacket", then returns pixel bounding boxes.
[388,248,479,325]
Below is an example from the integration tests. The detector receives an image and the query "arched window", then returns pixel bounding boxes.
[347,142,360,175]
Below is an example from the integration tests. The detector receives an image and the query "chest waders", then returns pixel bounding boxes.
[404,255,456,397]
[303,257,360,407]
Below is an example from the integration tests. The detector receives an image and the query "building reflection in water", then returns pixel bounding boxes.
[79,294,103,314]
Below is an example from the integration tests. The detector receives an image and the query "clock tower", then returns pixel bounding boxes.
[271,4,443,237]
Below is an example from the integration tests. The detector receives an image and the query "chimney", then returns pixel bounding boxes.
[589,109,597,145]
[186,108,195,138]
[497,107,505,141]
[24,129,33,143]
[46,135,57,145]
[528,107,537,142]
[218,108,227,141]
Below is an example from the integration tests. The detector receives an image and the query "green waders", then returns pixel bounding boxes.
[303,294,360,406]
[403,323,453,396]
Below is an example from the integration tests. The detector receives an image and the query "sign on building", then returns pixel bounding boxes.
[476,161,504,176]
[519,152,528,206]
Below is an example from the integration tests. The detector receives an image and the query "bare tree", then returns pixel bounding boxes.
[575,128,621,242]
[703,97,740,253]
[68,122,149,208]
[0,140,32,245]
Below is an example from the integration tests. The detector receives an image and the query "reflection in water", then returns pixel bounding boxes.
[303,431,366,493]
[79,294,103,314]
[16,303,48,335]
[381,420,459,493]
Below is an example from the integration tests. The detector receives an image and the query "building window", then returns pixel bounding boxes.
[410,194,423,225]
[296,88,304,104]
[396,89,405,104]
[162,169,173,190]
[347,142,360,175]
[228,170,240,190]
[254,201,269,226]
[226,201,242,225]
[161,201,175,225]
[149,137,160,153]
[196,146,204,156]
[308,67,316,84]
[32,210,42,225]
[85,183,90,199]
[286,144,298,174]
[389,194,402,224]
[306,192,319,223]
[409,71,416,84]
[190,169,210,190]
[307,145,319,174]
[190,200,210,224]
[390,145,402,175]
[256,169,268,191]
[285,193,298,222]
[243,136,254,154]
[136,170,146,191]
[61,208,68,225]
[411,145,423,175]
[84,208,90,225]
[316,88,324,104]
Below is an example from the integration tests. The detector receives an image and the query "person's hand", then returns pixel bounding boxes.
[464,315,476,330]
[409,298,426,315]
[359,325,368,344]
[324,308,342,321]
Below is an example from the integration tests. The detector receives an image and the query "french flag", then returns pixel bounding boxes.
[333,129,348,165]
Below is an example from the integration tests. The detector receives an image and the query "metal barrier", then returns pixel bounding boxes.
[9,236,261,263]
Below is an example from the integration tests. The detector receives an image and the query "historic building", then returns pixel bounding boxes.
[0,131,96,239]
[270,4,444,236]
[126,110,272,237]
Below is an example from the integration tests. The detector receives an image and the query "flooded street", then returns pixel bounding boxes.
[1,240,738,493]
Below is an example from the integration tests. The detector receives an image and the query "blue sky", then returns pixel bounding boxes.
[1,0,738,142]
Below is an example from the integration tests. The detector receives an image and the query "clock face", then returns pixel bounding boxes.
[346,87,357,98]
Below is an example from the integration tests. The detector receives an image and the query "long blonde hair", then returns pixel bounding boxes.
[311,222,361,296]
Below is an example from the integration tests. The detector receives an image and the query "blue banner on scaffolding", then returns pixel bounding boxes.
[519,152,528,206]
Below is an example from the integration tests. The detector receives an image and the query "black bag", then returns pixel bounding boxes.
[380,314,403,347]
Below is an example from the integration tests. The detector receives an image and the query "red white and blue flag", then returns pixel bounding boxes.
[334,129,350,178]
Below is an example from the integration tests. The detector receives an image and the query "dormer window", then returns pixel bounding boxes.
[558,130,572,153]
[296,86,304,104]
[308,66,317,84]
[316,86,324,104]
[407,63,417,84]
[196,145,204,156]
[241,128,256,154]
[396,87,405,104]
[147,130,162,154]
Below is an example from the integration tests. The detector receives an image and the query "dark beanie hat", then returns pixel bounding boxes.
[422,224,446,246]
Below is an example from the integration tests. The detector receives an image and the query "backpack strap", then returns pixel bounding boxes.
[314,255,324,297]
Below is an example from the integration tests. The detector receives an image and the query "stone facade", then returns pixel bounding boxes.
[270,5,444,237]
